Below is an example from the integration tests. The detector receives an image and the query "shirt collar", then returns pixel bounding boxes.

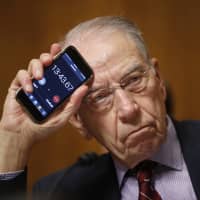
[113,115,183,186]
[151,115,183,171]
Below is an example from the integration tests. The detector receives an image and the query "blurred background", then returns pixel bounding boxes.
[0,0,200,190]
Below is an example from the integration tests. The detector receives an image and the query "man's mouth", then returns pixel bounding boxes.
[125,124,157,147]
[128,124,156,136]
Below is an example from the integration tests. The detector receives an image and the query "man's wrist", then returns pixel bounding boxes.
[0,128,32,172]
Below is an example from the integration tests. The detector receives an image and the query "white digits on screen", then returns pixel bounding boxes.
[52,65,74,91]
[65,81,74,91]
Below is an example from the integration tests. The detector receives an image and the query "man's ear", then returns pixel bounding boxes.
[69,113,93,140]
[151,57,160,76]
[150,57,167,101]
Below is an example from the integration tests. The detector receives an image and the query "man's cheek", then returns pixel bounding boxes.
[86,116,113,138]
[142,85,165,113]
[136,96,158,116]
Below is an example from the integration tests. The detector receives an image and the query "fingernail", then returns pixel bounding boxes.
[26,84,32,92]
[36,69,42,78]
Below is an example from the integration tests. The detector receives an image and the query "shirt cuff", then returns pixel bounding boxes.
[0,170,24,180]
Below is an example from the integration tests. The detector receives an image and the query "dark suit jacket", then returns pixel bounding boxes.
[1,120,200,200]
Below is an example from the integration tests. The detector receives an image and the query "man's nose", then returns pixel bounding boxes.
[114,89,139,123]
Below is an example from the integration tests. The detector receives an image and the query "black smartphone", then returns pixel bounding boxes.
[16,45,93,123]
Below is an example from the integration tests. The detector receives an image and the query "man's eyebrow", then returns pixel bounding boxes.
[86,85,107,96]
[86,64,145,95]
[120,64,144,80]
[87,87,102,94]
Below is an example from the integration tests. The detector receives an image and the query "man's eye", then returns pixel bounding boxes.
[93,94,107,103]
[125,75,142,86]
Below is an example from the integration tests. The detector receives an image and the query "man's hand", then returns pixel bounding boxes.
[0,43,89,172]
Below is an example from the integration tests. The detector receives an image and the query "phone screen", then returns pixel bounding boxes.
[16,46,93,122]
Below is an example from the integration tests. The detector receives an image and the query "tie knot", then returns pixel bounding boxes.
[136,160,157,184]
[122,160,162,200]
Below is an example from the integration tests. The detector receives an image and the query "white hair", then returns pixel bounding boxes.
[61,16,149,60]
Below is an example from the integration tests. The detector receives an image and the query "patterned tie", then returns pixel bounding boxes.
[136,161,162,200]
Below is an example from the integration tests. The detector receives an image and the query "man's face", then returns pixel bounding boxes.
[73,31,167,167]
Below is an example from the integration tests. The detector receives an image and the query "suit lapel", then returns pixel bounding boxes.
[174,120,200,199]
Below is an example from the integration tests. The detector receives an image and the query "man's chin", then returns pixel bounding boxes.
[113,145,159,168]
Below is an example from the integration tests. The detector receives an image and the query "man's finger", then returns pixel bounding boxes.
[69,85,89,108]
[50,43,62,56]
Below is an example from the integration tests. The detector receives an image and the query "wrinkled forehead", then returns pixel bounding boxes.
[71,31,147,88]
[70,30,142,64]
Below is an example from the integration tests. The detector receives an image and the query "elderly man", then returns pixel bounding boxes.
[0,16,199,200]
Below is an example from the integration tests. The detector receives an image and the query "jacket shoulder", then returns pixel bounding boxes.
[174,119,200,199]
[174,119,200,137]
[32,153,115,199]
